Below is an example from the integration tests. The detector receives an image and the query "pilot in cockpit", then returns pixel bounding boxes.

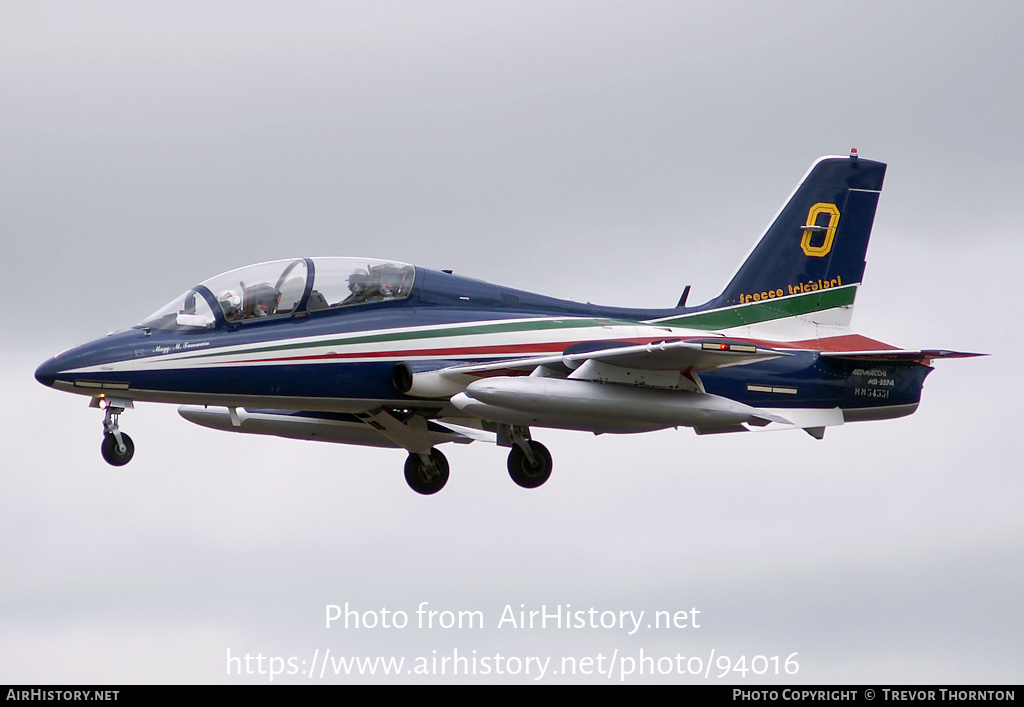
[218,290,242,320]
[341,269,372,305]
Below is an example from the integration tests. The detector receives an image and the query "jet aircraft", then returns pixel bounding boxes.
[35,152,979,494]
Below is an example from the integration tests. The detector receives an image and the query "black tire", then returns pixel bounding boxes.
[507,441,552,489]
[100,432,135,467]
[404,449,450,495]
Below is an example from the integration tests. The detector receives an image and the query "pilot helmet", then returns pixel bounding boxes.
[218,290,242,317]
[347,269,370,293]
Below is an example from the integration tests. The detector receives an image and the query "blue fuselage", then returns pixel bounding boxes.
[35,265,930,418]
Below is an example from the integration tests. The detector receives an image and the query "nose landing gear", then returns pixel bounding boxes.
[93,396,135,467]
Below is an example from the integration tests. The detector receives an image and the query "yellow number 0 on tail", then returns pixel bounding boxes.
[800,203,840,257]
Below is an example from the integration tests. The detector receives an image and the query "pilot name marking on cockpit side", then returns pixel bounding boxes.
[154,342,210,355]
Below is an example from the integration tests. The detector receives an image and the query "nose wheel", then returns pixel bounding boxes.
[101,432,135,466]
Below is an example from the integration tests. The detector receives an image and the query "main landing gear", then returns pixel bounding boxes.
[404,448,450,495]
[401,439,552,494]
[396,423,553,495]
[495,424,552,489]
[501,424,553,490]
[95,397,135,467]
[507,440,552,489]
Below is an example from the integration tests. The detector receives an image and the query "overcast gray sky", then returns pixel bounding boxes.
[2,1,1021,684]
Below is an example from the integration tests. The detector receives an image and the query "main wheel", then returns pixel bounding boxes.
[100,432,135,467]
[507,441,552,489]
[404,449,450,495]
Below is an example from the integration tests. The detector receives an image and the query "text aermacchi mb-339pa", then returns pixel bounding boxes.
[36,152,979,494]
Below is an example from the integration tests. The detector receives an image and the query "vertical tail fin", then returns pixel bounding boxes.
[703,154,886,335]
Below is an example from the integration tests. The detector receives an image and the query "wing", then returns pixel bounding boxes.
[402,338,793,398]
[400,338,800,435]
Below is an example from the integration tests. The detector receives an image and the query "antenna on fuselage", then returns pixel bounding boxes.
[676,285,691,308]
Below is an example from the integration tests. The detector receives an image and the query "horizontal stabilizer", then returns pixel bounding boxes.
[820,349,986,362]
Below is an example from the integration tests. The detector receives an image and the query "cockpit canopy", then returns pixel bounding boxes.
[140,257,416,330]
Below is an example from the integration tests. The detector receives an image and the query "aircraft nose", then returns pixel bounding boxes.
[35,356,62,387]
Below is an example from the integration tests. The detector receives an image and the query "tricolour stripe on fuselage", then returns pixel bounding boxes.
[61,316,699,375]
